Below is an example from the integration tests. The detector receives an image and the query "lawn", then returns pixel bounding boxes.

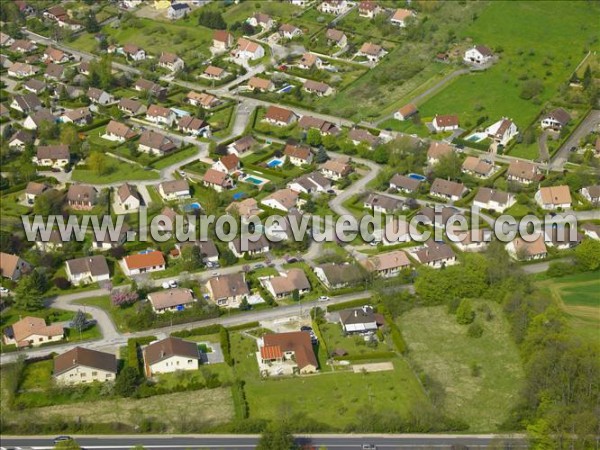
[72,158,159,184]
[151,146,199,170]
[76,296,133,333]
[400,302,524,432]
[319,322,393,357]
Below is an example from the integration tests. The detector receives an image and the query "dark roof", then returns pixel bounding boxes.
[315,262,364,286]
[66,255,109,277]
[144,337,198,366]
[54,347,117,376]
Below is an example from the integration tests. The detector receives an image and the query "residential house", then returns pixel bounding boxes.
[0,252,30,281]
[54,347,117,385]
[541,108,571,130]
[288,172,331,194]
[362,251,411,278]
[412,241,457,268]
[279,23,303,40]
[358,1,383,18]
[23,79,46,94]
[43,47,68,64]
[313,262,364,289]
[284,143,313,166]
[430,178,468,202]
[348,128,379,148]
[54,84,83,100]
[485,117,518,146]
[103,120,136,142]
[78,61,90,75]
[146,104,176,127]
[234,38,265,60]
[258,331,318,376]
[229,235,270,258]
[178,116,210,137]
[213,30,233,50]
[387,174,419,194]
[36,230,68,253]
[535,185,572,210]
[381,218,418,245]
[325,28,347,47]
[143,337,199,377]
[45,63,65,81]
[187,91,220,109]
[247,13,274,29]
[118,98,147,116]
[87,87,114,105]
[24,182,48,204]
[358,42,385,62]
[7,62,37,78]
[0,54,12,69]
[545,227,584,250]
[23,108,55,131]
[33,144,69,169]
[67,185,97,210]
[394,103,418,121]
[298,53,322,70]
[259,269,310,299]
[264,106,297,127]
[319,1,349,15]
[10,93,41,113]
[464,45,493,65]
[261,188,299,212]
[8,130,34,150]
[473,187,515,212]
[461,156,495,178]
[134,78,167,100]
[213,154,240,174]
[175,240,219,265]
[203,65,225,80]
[298,116,340,135]
[416,206,462,228]
[206,273,250,308]
[122,43,146,61]
[227,135,257,157]
[2,316,63,348]
[61,107,92,126]
[364,193,403,214]
[303,79,334,96]
[427,141,453,164]
[339,305,381,333]
[226,198,263,222]
[0,32,14,47]
[248,77,274,92]
[123,251,166,276]
[139,130,177,155]
[65,255,110,286]
[580,185,600,205]
[148,288,195,314]
[320,159,352,181]
[506,234,547,261]
[9,39,37,53]
[167,2,191,19]
[453,229,491,252]
[390,8,415,27]
[432,114,459,132]
[158,179,191,201]
[92,224,131,251]
[203,168,234,192]
[507,160,540,185]
[159,52,184,72]
[116,183,142,211]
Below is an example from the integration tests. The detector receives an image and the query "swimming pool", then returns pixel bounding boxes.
[183,202,202,212]
[408,173,426,181]
[267,158,283,168]
[465,132,487,143]
[277,85,293,94]
[232,192,245,200]
[245,176,264,185]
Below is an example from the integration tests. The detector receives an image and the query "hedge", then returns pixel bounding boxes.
[220,327,232,366]
[452,137,490,151]
[171,324,223,338]
[127,336,157,375]
[227,321,260,332]
[386,316,407,354]
[327,298,372,312]
[78,117,111,133]
[231,380,249,420]
[332,351,396,361]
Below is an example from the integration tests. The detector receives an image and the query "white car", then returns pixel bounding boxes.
[0,287,9,295]
[168,280,178,288]
[161,281,170,289]
[317,296,330,302]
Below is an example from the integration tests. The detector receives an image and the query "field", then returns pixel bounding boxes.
[71,158,160,184]
[400,302,524,432]
[537,271,600,341]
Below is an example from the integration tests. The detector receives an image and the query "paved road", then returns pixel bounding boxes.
[550,109,600,169]
[538,129,549,161]
[0,433,528,449]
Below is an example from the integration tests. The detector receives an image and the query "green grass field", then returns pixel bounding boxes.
[400,302,524,432]
[72,158,159,184]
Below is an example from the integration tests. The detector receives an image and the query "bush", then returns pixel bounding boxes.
[327,298,372,312]
[467,322,484,338]
[171,324,223,338]
[227,321,260,331]
[53,277,71,290]
[385,316,407,354]
[220,327,232,366]
[456,299,475,325]
[332,351,396,361]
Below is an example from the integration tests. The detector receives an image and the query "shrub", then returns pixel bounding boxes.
[220,327,232,366]
[53,277,71,290]
[467,322,484,338]
[456,299,475,325]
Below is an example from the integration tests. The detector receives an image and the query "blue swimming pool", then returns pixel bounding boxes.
[183,202,202,212]
[232,192,245,200]
[408,173,426,181]
[246,176,263,185]
[267,158,283,168]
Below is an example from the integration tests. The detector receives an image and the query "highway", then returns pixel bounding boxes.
[0,433,528,449]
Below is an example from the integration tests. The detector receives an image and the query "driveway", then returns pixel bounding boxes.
[550,109,600,169]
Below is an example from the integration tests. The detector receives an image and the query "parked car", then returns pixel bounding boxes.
[0,287,10,295]
[168,280,178,288]
[317,296,330,302]
[300,326,312,332]
[53,436,73,444]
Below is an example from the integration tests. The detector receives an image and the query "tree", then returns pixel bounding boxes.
[60,126,81,154]
[321,134,337,150]
[256,422,297,450]
[292,289,300,302]
[456,299,475,325]
[372,145,389,164]
[111,290,139,307]
[38,120,60,140]
[114,365,139,397]
[181,245,203,271]
[582,65,592,90]
[314,146,328,163]
[574,238,600,271]
[14,271,48,311]
[34,189,64,216]
[239,297,251,311]
[305,128,322,147]
[85,13,100,33]
[520,79,543,100]
[432,151,462,180]
[88,151,109,175]
[198,10,226,29]
[71,309,87,332]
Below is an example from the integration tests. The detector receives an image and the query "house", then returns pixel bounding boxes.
[390,8,415,27]
[8,130,34,150]
[92,223,131,251]
[248,77,274,92]
[213,30,233,50]
[187,91,220,109]
[234,38,265,60]
[33,145,69,169]
[416,206,462,228]
[320,159,352,181]
[389,174,420,193]
[146,104,176,127]
[507,160,539,184]
[464,45,493,65]
[473,187,515,212]
[580,185,600,205]
[203,168,234,192]
[15,0,36,15]
[2,316,63,348]
[545,227,584,250]
[159,52,185,72]
[314,262,364,289]
[158,179,190,201]
[178,116,210,137]
[279,23,303,40]
[229,235,270,258]
[123,251,166,276]
[535,185,572,210]
[381,218,418,245]
[65,255,110,286]
[87,87,114,105]
[432,114,459,132]
[118,98,147,116]
[43,47,68,64]
[103,120,136,142]
[260,269,310,299]
[284,143,313,166]
[412,241,457,268]
[298,53,322,70]
[258,331,318,376]
[206,273,250,308]
[358,42,385,62]
[9,39,36,53]
[247,12,274,29]
[348,128,379,148]
[364,193,403,214]
[0,252,30,281]
[54,84,83,100]
[339,305,381,333]
[319,1,349,15]
[10,93,41,113]
[298,116,340,135]
[0,54,12,69]
[427,141,454,164]
[582,223,600,241]
[7,62,37,78]
[134,78,167,99]
[462,156,495,178]
[176,240,219,265]
[288,172,331,194]
[24,182,48,204]
[541,108,571,130]
[485,117,518,146]
[54,347,117,385]
[394,103,418,121]
[506,234,547,261]
[123,0,142,8]
[66,185,97,210]
[454,229,491,252]
[362,251,411,278]
[116,183,142,211]
[226,198,263,222]
[203,65,225,80]
[23,108,55,131]
[358,1,383,18]
[143,337,199,377]
[213,154,240,174]
[261,188,299,212]
[430,178,468,202]
[303,79,334,96]
[167,2,191,19]
[264,106,297,127]
[0,32,14,47]
[23,79,46,94]
[122,43,146,61]
[139,130,177,155]
[148,288,195,314]
[62,107,92,126]
[325,28,347,47]
[78,61,90,75]
[45,63,65,80]
[228,135,257,157]
[152,206,174,233]
[44,5,81,30]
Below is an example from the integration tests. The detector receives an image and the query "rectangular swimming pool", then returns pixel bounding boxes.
[246,176,263,185]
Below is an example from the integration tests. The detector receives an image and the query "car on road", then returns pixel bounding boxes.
[53,436,73,444]
[362,445,377,450]
[318,296,330,302]
[168,280,178,288]
[212,272,220,277]
[300,326,312,332]
[0,287,9,295]
[254,264,265,269]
